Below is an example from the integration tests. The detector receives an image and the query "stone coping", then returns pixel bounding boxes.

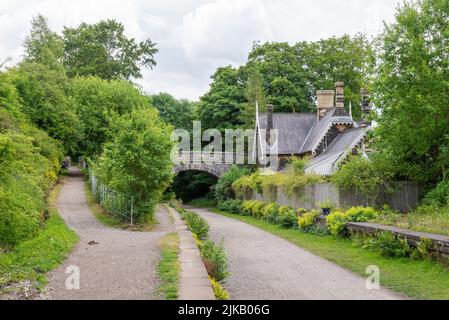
[165,206,215,300]
[347,222,449,257]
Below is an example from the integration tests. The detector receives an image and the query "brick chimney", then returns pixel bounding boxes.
[316,90,335,119]
[334,81,348,116]
[360,88,371,127]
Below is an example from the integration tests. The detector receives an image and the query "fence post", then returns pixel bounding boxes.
[130,196,134,226]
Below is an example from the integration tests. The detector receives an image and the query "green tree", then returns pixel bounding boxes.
[239,69,266,127]
[12,62,82,155]
[94,108,174,220]
[246,42,313,113]
[70,76,151,158]
[150,92,194,130]
[62,19,158,80]
[196,66,246,131]
[302,34,375,119]
[374,0,449,184]
[23,15,64,71]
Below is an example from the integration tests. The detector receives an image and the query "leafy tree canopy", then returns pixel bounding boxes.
[197,36,374,126]
[11,62,82,156]
[246,42,313,113]
[63,19,158,80]
[23,15,64,71]
[374,0,449,184]
[302,34,375,119]
[70,76,151,158]
[94,108,174,219]
[196,66,246,131]
[150,92,195,130]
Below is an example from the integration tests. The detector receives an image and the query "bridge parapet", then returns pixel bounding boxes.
[173,151,250,177]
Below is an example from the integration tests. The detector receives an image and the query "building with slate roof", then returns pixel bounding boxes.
[255,82,372,175]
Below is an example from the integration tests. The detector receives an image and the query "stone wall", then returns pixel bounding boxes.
[347,222,449,260]
[239,182,423,213]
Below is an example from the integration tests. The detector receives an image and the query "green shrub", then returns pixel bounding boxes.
[200,239,229,282]
[326,211,347,235]
[277,208,298,229]
[262,203,279,222]
[217,199,243,214]
[424,180,449,207]
[297,208,307,216]
[331,155,396,206]
[251,201,266,219]
[288,156,309,174]
[217,200,230,212]
[307,223,330,236]
[214,166,252,202]
[183,211,210,240]
[326,207,378,236]
[241,200,257,216]
[411,237,435,261]
[317,200,336,210]
[233,171,323,198]
[345,206,378,222]
[277,206,292,216]
[0,126,62,247]
[355,232,413,258]
[298,210,321,230]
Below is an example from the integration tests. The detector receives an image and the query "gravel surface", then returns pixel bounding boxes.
[191,207,406,300]
[45,168,173,300]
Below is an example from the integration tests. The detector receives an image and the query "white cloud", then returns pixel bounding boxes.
[0,0,400,100]
[181,0,272,66]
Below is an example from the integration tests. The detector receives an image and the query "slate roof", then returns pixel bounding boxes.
[305,127,367,175]
[299,107,356,154]
[258,108,356,155]
[258,113,316,155]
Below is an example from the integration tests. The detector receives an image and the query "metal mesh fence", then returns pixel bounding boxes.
[88,170,135,225]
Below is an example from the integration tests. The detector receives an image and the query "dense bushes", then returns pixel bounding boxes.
[331,155,396,206]
[326,207,378,235]
[0,74,63,248]
[181,210,210,240]
[217,199,243,214]
[214,166,252,202]
[221,199,318,231]
[298,210,321,231]
[353,232,413,258]
[218,200,383,239]
[424,181,449,207]
[199,240,229,282]
[233,171,323,199]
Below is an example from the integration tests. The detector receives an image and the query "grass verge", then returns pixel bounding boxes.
[375,205,449,236]
[0,180,79,297]
[188,198,217,208]
[212,208,449,300]
[83,180,158,231]
[83,180,125,228]
[156,232,180,300]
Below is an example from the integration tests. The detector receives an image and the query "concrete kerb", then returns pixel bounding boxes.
[164,205,215,300]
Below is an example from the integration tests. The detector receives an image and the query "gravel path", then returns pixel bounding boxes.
[191,207,405,300]
[45,167,173,300]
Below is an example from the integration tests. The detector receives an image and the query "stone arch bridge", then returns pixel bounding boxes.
[173,152,249,177]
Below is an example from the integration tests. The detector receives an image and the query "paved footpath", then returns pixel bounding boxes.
[45,167,174,300]
[190,207,406,300]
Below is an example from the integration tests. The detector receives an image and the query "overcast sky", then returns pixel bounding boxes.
[0,0,401,101]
